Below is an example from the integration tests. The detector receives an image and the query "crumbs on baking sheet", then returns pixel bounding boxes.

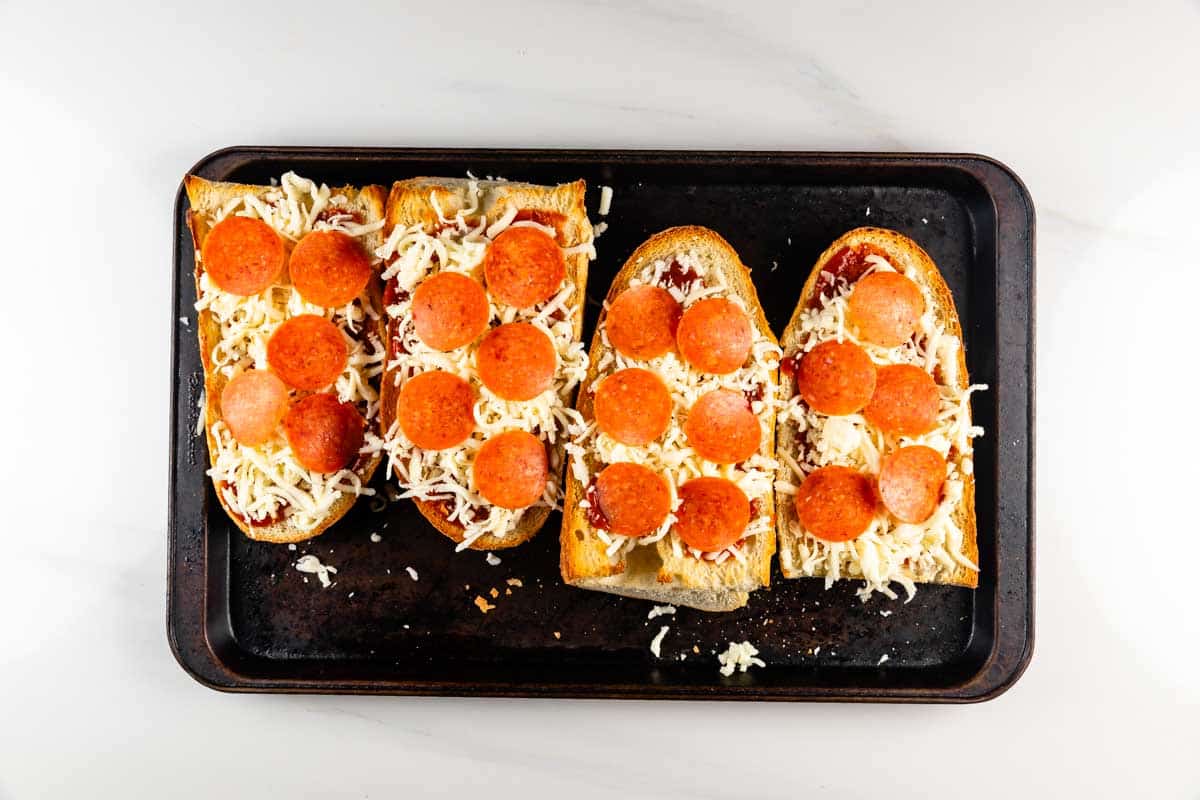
[506,578,523,587]
[474,596,495,614]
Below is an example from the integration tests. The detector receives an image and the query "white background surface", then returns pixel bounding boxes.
[2,1,1198,797]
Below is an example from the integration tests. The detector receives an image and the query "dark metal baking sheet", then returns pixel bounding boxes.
[168,148,1034,701]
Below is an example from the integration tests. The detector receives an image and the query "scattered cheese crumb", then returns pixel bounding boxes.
[878,654,890,665]
[718,641,765,676]
[506,578,523,587]
[921,217,929,224]
[598,185,613,216]
[287,543,297,551]
[294,554,337,588]
[348,592,355,599]
[865,205,871,217]
[649,625,670,658]
[593,221,609,236]
[814,646,821,655]
[880,610,893,617]
[770,260,778,272]
[692,645,700,654]
[553,631,562,639]
[474,595,495,614]
[406,566,419,581]
[647,604,677,620]
[505,588,512,596]
[485,552,501,566]
[489,588,499,599]
[179,316,189,327]
[370,532,382,543]
[715,642,763,676]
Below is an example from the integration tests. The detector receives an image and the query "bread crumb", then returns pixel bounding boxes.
[692,645,700,654]
[370,532,382,543]
[505,588,512,596]
[485,552,501,566]
[553,631,562,639]
[489,588,499,599]
[474,596,495,614]
[506,578,523,587]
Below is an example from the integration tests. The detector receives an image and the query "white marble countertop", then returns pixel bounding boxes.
[2,1,1198,797]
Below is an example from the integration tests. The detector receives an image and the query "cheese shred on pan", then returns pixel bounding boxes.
[570,251,781,563]
[776,255,986,601]
[195,172,385,532]
[378,180,593,550]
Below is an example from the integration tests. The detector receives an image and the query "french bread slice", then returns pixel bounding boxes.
[185,174,387,544]
[561,226,779,612]
[776,227,980,593]
[379,177,592,550]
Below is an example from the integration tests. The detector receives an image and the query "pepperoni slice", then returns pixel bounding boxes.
[219,370,289,446]
[795,340,877,415]
[282,392,364,473]
[593,368,672,446]
[794,465,876,542]
[410,271,491,351]
[288,230,372,308]
[684,389,761,464]
[267,315,348,390]
[847,271,925,347]
[674,477,751,552]
[878,445,946,523]
[595,462,672,536]
[475,322,557,401]
[605,285,682,360]
[675,298,752,374]
[201,215,285,296]
[472,430,548,509]
[863,364,940,436]
[482,226,565,308]
[396,371,476,450]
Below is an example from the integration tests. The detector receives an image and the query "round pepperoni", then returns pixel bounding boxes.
[410,271,491,351]
[267,315,348,390]
[595,462,672,537]
[878,445,946,523]
[795,340,877,415]
[201,215,285,296]
[396,371,476,450]
[288,230,372,308]
[684,389,761,464]
[593,368,672,446]
[674,477,751,552]
[605,285,682,360]
[863,364,940,436]
[472,430,548,509]
[282,392,364,473]
[675,298,753,374]
[482,226,565,308]
[847,271,925,347]
[219,370,289,446]
[794,465,876,542]
[475,322,557,401]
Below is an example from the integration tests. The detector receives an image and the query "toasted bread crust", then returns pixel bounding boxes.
[560,226,779,611]
[379,178,592,550]
[776,227,978,588]
[184,175,387,544]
